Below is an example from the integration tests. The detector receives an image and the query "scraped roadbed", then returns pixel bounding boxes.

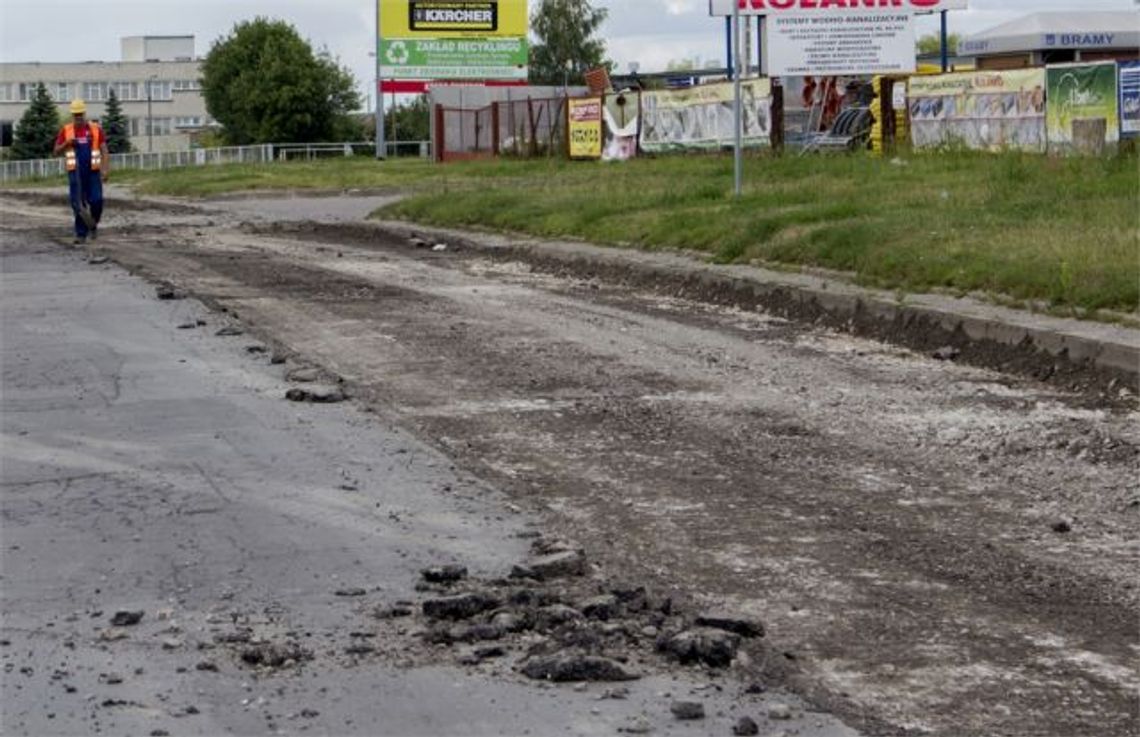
[3,192,1137,737]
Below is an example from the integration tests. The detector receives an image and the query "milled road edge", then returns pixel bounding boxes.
[356,220,1138,397]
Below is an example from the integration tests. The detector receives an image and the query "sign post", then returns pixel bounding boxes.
[376,0,385,159]
[733,0,742,197]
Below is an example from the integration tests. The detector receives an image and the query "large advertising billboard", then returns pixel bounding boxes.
[1046,62,1120,152]
[640,79,772,153]
[909,69,1046,151]
[380,0,528,81]
[763,12,915,76]
[709,0,967,16]
[1121,61,1140,137]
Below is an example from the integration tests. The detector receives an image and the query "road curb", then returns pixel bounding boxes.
[371,220,1139,392]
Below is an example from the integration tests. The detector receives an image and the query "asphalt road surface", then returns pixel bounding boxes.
[2,192,1136,737]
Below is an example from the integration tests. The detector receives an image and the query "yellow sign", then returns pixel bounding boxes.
[381,0,527,38]
[567,97,603,159]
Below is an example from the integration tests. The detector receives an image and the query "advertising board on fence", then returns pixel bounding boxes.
[1046,62,1119,153]
[640,80,772,153]
[1116,61,1139,137]
[568,97,603,159]
[763,12,916,76]
[908,69,1046,151]
[380,0,527,80]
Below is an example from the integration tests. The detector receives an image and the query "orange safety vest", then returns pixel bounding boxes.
[62,123,104,172]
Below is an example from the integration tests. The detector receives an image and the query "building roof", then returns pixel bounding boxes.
[960,11,1140,56]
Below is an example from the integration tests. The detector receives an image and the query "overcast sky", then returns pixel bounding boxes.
[2,0,1134,106]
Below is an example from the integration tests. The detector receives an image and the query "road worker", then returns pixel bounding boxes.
[53,99,109,246]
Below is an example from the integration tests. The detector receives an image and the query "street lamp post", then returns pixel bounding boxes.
[146,74,157,154]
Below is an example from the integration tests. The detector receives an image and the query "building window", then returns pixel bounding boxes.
[172,79,201,92]
[54,82,71,102]
[175,116,203,128]
[146,80,173,101]
[0,84,11,102]
[18,83,36,102]
[85,82,107,101]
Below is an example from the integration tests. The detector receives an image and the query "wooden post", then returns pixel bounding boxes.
[492,102,501,156]
[434,104,445,162]
[770,82,784,153]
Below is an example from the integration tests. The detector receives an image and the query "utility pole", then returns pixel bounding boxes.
[376,0,386,159]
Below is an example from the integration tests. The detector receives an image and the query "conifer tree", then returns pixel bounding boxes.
[11,83,60,160]
[102,87,131,153]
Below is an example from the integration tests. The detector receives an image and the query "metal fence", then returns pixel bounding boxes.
[0,141,431,183]
[434,96,569,162]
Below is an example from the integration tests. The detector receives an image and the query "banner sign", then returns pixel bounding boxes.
[763,12,915,76]
[380,0,527,81]
[640,79,772,153]
[568,97,603,159]
[909,69,1046,151]
[1046,62,1120,151]
[1118,61,1140,137]
[710,0,967,16]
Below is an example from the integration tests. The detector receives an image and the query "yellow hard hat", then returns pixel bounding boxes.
[69,99,87,114]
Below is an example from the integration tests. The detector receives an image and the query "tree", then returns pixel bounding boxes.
[201,18,361,144]
[916,33,960,56]
[383,95,430,144]
[102,87,131,153]
[528,0,610,86]
[11,83,60,160]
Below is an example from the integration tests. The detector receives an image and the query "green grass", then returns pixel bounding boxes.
[16,151,1139,314]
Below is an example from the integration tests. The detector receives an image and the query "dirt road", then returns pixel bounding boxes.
[4,192,1137,736]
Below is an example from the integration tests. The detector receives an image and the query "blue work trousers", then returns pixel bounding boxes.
[67,169,104,238]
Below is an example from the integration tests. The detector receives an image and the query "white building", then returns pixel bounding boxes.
[960,12,1140,70]
[0,36,212,153]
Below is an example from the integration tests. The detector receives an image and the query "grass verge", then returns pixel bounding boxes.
[14,151,1139,314]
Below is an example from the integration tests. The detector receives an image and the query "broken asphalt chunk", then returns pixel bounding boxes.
[657,628,740,668]
[521,654,638,682]
[512,549,586,580]
[110,610,144,627]
[421,565,468,584]
[422,592,500,621]
[694,613,765,638]
[670,701,705,720]
[285,386,346,403]
[733,716,760,735]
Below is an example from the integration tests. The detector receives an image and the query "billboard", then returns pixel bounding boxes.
[1118,61,1140,137]
[567,97,603,159]
[640,79,772,153]
[909,69,1046,151]
[380,0,528,81]
[1046,62,1120,152]
[710,0,967,16]
[763,12,915,76]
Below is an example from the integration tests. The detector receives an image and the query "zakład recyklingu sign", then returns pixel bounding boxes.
[380,0,528,81]
[709,0,967,15]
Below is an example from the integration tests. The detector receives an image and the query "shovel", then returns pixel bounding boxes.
[72,161,96,231]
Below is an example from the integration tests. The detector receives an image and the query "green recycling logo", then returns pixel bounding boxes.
[386,41,410,65]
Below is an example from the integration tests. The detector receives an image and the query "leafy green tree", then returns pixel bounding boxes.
[917,33,960,56]
[11,83,60,160]
[382,95,430,143]
[102,87,131,153]
[201,17,361,144]
[528,0,610,86]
